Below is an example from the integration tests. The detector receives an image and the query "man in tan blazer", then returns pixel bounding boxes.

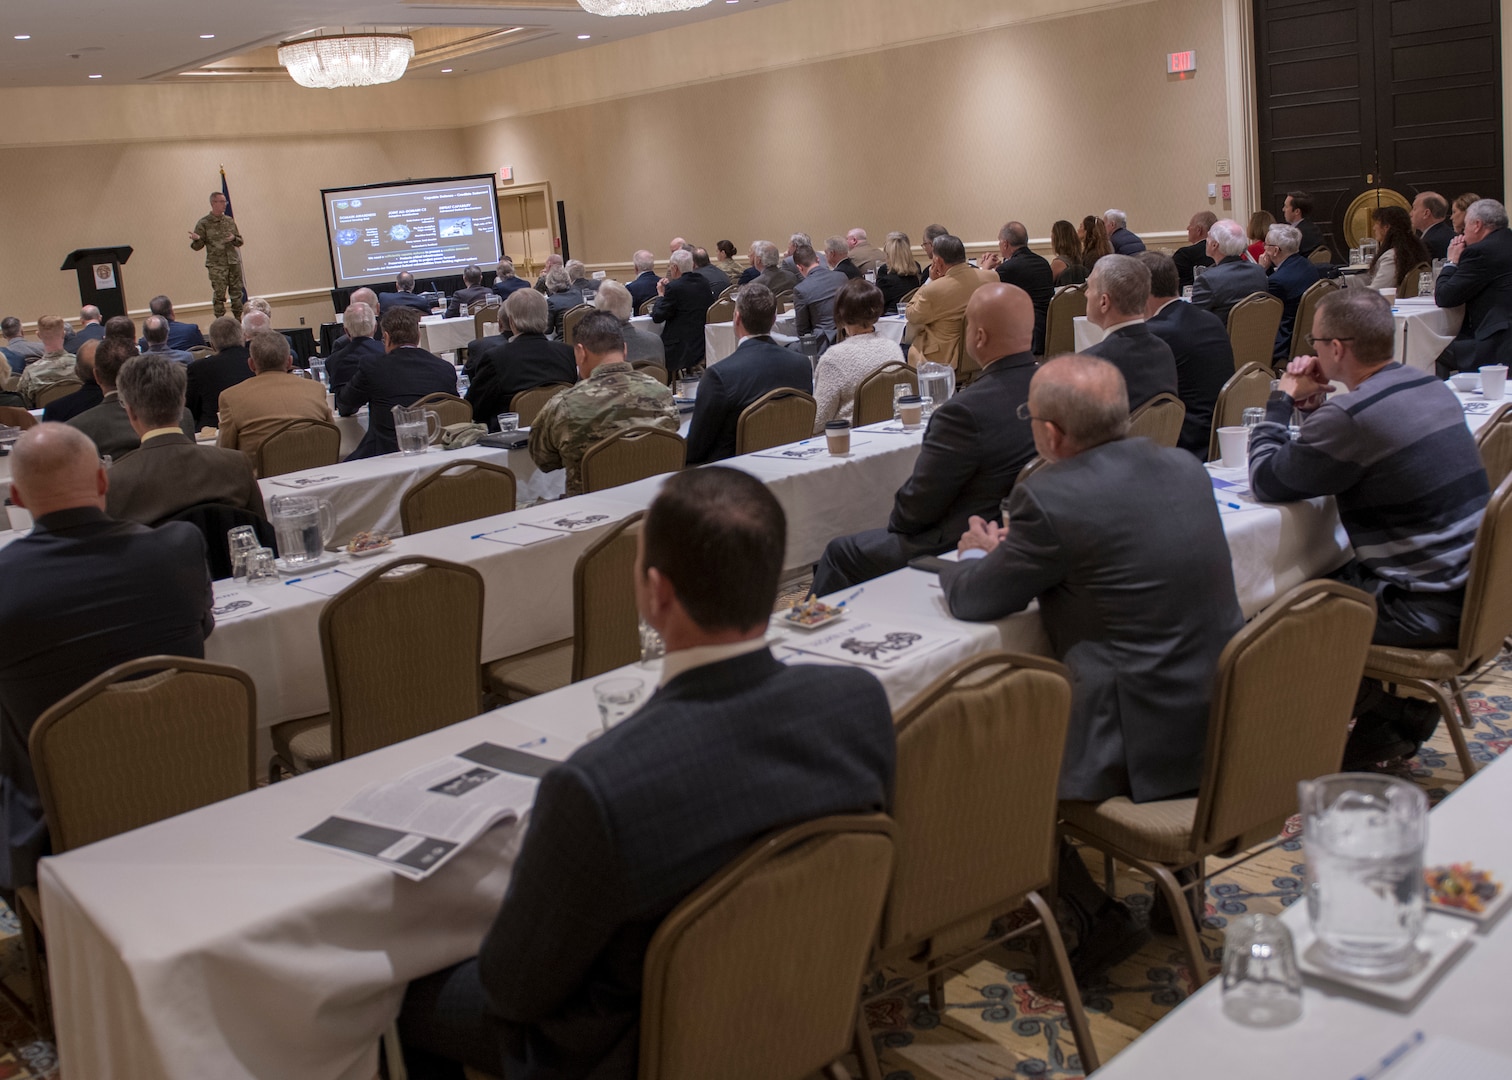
[905,234,998,369]
[104,353,264,525]
[845,228,886,275]
[217,329,334,465]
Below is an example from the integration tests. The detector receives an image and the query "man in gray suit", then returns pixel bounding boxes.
[939,354,1243,976]
[752,241,798,296]
[68,338,194,459]
[790,243,845,343]
[1190,218,1268,325]
[593,280,665,367]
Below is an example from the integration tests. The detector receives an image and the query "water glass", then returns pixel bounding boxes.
[1417,271,1433,298]
[244,547,280,587]
[1221,914,1302,1028]
[638,619,665,665]
[1000,496,1012,530]
[496,412,520,434]
[1242,407,1266,430]
[594,677,646,732]
[582,289,595,305]
[892,382,911,419]
[918,394,935,419]
[1182,285,1194,300]
[1349,247,1362,266]
[227,525,261,582]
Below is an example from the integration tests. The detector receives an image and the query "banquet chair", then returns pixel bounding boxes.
[1059,580,1378,988]
[632,360,670,386]
[468,297,502,317]
[1207,363,1272,461]
[1016,455,1049,484]
[473,305,504,342]
[1397,262,1431,298]
[1475,404,1512,489]
[639,298,658,316]
[706,297,736,324]
[413,392,472,429]
[1043,283,1087,359]
[254,417,341,478]
[0,406,37,429]
[853,653,1098,1080]
[485,513,644,702]
[1307,246,1333,266]
[268,557,484,778]
[1361,475,1512,779]
[772,290,795,310]
[160,502,275,580]
[561,304,594,346]
[33,381,81,408]
[511,384,572,428]
[581,427,685,494]
[1127,392,1185,448]
[951,315,979,385]
[852,362,917,427]
[25,656,257,1037]
[400,460,517,534]
[1225,292,1283,374]
[1288,278,1339,363]
[896,287,921,311]
[735,389,817,455]
[188,345,214,360]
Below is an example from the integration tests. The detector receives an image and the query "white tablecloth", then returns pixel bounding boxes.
[772,314,909,344]
[418,315,480,357]
[627,315,665,338]
[1073,315,1103,352]
[1393,298,1463,372]
[704,316,909,367]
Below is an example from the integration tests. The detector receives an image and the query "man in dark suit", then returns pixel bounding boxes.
[0,423,214,899]
[1173,211,1218,291]
[1191,218,1269,325]
[691,248,732,295]
[940,354,1242,974]
[812,282,1039,594]
[982,221,1054,355]
[68,338,195,459]
[491,258,532,302]
[685,285,812,465]
[624,251,661,313]
[1138,252,1234,457]
[40,339,103,423]
[445,265,494,319]
[1104,210,1146,255]
[398,465,895,1080]
[136,295,205,353]
[62,305,105,355]
[324,302,385,398]
[543,266,585,338]
[1435,198,1512,375]
[1283,191,1326,257]
[184,316,255,429]
[378,272,437,316]
[1412,192,1455,262]
[1082,254,1179,410]
[824,236,862,280]
[140,315,196,366]
[791,243,845,345]
[1263,223,1321,365]
[753,241,798,295]
[467,289,578,430]
[566,260,601,301]
[651,250,715,378]
[336,306,458,459]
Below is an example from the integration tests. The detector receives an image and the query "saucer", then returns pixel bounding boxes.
[1293,911,1473,1004]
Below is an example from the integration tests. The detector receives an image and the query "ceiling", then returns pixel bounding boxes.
[0,0,789,87]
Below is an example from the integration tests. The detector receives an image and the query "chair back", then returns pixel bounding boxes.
[1207,363,1273,460]
[1307,245,1333,266]
[1397,262,1431,298]
[510,384,572,427]
[572,513,645,681]
[473,305,505,342]
[951,314,978,383]
[896,287,921,310]
[772,291,795,309]
[1127,391,1186,448]
[0,405,36,429]
[581,427,686,493]
[633,361,670,386]
[1475,404,1512,490]
[639,815,895,1080]
[880,654,1070,959]
[468,296,502,317]
[1190,580,1378,856]
[1289,278,1339,364]
[852,363,918,427]
[1017,455,1049,484]
[188,346,214,360]
[706,297,736,324]
[31,657,256,853]
[639,298,658,316]
[412,392,472,429]
[735,388,817,455]
[1043,284,1087,358]
[561,304,594,346]
[322,557,484,760]
[34,381,81,407]
[400,461,517,534]
[1453,474,1512,668]
[159,502,276,579]
[1226,292,1283,373]
[255,418,341,478]
[716,284,739,303]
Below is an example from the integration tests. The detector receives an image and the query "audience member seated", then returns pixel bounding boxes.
[216,330,335,464]
[378,272,435,315]
[939,354,1242,975]
[751,240,798,296]
[812,279,905,433]
[1049,220,1090,286]
[1283,190,1326,256]
[0,423,213,901]
[397,465,894,1080]
[239,308,272,343]
[594,280,665,366]
[625,250,661,311]
[1190,218,1267,325]
[1245,211,1274,262]
[1258,224,1322,366]
[137,295,205,352]
[874,232,923,314]
[185,316,254,430]
[325,302,384,398]
[1079,215,1114,270]
[1364,206,1430,292]
[1082,255,1178,410]
[846,228,885,275]
[533,253,564,293]
[1434,198,1512,375]
[40,339,103,423]
[139,315,195,366]
[982,221,1054,355]
[444,264,494,319]
[920,224,950,279]
[106,354,264,524]
[825,236,862,280]
[70,338,194,459]
[491,258,532,301]
[685,285,812,465]
[1412,192,1454,262]
[904,234,996,370]
[528,312,678,497]
[567,260,600,300]
[16,317,78,407]
[1138,251,1233,457]
[780,232,812,278]
[1452,193,1481,235]
[651,250,716,378]
[1,317,42,376]
[1173,211,1218,290]
[103,315,137,344]
[467,289,578,431]
[691,248,731,296]
[337,307,458,459]
[1249,288,1489,766]
[1104,209,1146,255]
[712,240,744,284]
[792,243,847,346]
[544,266,584,339]
[62,305,105,355]
[813,283,1038,593]
[245,296,273,316]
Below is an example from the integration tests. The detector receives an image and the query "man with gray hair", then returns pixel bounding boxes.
[492,258,531,301]
[780,232,812,278]
[185,315,255,429]
[921,224,950,279]
[1103,209,1146,255]
[1191,218,1267,324]
[905,234,997,368]
[466,288,577,430]
[1083,254,1179,410]
[846,228,885,275]
[1173,210,1218,290]
[753,241,797,295]
[216,329,335,464]
[445,264,494,319]
[63,304,105,355]
[326,301,383,398]
[1411,191,1454,261]
[241,309,272,342]
[1435,198,1512,374]
[566,259,601,300]
[626,250,660,312]
[981,221,1054,355]
[652,248,716,377]
[824,236,862,280]
[107,353,263,524]
[68,338,195,458]
[1262,222,1320,365]
[594,280,665,366]
[544,265,583,338]
[139,315,195,366]
[533,253,564,293]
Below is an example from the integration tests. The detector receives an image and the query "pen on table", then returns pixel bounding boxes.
[1218,500,1244,511]
[836,586,866,608]
[1350,1030,1424,1080]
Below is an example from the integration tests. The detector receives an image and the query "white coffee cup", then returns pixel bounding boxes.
[5,503,33,533]
[1480,365,1508,401]
[1217,426,1249,470]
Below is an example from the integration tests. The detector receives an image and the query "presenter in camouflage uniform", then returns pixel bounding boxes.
[528,311,678,497]
[188,192,244,319]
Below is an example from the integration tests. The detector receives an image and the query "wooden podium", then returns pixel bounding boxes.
[60,246,133,320]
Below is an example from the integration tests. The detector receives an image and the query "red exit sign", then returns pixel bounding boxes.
[1167,50,1197,75]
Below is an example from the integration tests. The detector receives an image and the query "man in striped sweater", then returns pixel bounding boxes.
[1249,288,1490,767]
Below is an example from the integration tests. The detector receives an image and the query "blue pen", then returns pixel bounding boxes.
[1351,1030,1424,1080]
[284,577,303,585]
[1219,500,1243,511]
[516,736,547,749]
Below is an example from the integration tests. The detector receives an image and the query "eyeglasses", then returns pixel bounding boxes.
[1303,334,1354,349]
[1015,402,1050,424]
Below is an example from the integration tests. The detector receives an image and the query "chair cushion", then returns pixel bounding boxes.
[1365,643,1466,682]
[1060,796,1199,864]
[271,715,333,773]
[485,640,573,700]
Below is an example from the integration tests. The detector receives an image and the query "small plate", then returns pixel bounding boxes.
[781,606,845,631]
[1426,866,1510,927]
[1294,911,1474,1003]
[344,543,395,559]
[275,554,341,575]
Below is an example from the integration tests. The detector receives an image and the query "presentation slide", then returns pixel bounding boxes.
[321,174,502,289]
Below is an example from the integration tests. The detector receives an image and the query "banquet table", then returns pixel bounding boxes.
[1392,297,1463,373]
[417,314,481,357]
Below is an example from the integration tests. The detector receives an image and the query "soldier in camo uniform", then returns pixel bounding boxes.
[188,192,245,319]
[529,310,678,497]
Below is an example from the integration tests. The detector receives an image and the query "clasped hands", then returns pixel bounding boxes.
[1278,356,1329,412]
[957,514,1005,555]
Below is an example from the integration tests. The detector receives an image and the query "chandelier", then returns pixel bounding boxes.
[278,34,415,89]
[576,0,714,14]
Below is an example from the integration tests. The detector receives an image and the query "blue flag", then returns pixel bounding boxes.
[220,165,249,302]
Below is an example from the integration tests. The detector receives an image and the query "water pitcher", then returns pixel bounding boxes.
[1299,773,1427,976]
[916,361,955,418]
[270,494,336,566]
[392,404,440,455]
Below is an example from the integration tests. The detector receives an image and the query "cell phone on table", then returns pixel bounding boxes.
[906,555,955,576]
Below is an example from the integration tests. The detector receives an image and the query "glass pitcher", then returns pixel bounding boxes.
[392,404,440,455]
[269,493,336,566]
[916,361,955,419]
[1299,773,1427,977]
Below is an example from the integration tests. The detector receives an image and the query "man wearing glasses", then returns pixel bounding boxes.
[1259,223,1321,366]
[1249,288,1489,767]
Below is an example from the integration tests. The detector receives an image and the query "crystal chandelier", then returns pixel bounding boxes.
[576,0,714,15]
[278,34,415,89]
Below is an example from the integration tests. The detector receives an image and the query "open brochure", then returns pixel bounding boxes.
[298,742,555,880]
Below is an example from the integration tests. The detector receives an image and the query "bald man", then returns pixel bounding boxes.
[0,423,214,898]
[811,282,1040,593]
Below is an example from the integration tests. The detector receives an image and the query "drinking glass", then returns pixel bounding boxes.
[1417,271,1433,298]
[1221,914,1302,1027]
[892,382,911,419]
[638,619,665,665]
[1349,247,1362,266]
[1242,407,1266,430]
[918,394,935,420]
[244,547,280,587]
[227,525,261,582]
[496,412,520,434]
[594,677,646,732]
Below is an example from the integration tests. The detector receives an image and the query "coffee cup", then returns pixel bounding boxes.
[1217,426,1249,470]
[824,419,851,455]
[1480,365,1507,401]
[898,394,924,429]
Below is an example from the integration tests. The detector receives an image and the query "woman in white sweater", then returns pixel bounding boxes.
[812,278,905,433]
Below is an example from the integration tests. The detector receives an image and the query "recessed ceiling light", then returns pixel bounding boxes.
[13,34,30,41]
[199,33,216,39]
[577,34,591,39]
[88,73,102,79]
[441,67,453,72]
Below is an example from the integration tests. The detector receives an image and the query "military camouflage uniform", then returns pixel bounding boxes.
[16,351,78,407]
[528,361,679,497]
[190,212,245,318]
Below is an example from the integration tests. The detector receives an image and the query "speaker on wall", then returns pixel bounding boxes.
[557,200,569,263]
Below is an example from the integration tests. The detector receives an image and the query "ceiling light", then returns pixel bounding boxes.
[278,33,415,89]
[441,67,453,72]
[199,33,216,39]
[576,0,715,15]
[577,34,592,39]
[88,73,102,79]
[13,34,29,41]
